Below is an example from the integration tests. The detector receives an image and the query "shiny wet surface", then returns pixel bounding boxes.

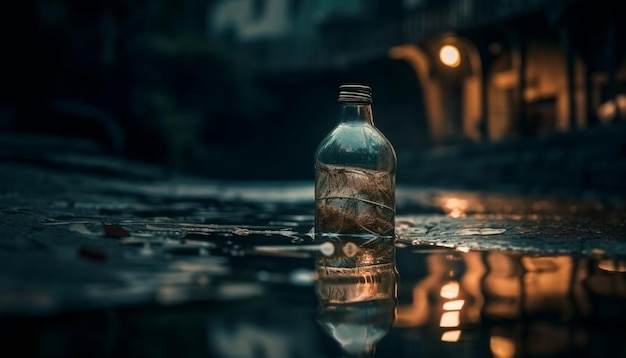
[1,161,625,357]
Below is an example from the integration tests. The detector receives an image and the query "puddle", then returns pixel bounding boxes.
[20,211,626,356]
[3,180,626,357]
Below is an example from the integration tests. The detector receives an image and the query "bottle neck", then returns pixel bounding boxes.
[338,102,374,125]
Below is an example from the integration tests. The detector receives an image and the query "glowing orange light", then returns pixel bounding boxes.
[439,45,461,68]
[443,197,468,218]
[441,330,462,342]
[597,101,616,122]
[443,299,465,311]
[598,260,626,272]
[490,336,516,358]
[440,311,460,327]
[440,281,460,299]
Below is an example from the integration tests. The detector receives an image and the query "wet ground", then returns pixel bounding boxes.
[1,155,626,357]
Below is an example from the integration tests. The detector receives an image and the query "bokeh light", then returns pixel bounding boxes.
[439,45,461,67]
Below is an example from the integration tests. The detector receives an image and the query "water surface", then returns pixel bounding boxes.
[1,174,625,357]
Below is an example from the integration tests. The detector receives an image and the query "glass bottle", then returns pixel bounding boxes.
[314,84,396,268]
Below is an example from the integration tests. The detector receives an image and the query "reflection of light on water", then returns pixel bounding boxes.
[441,330,462,342]
[443,299,465,310]
[443,197,469,218]
[598,260,626,272]
[393,247,625,352]
[315,261,398,357]
[440,281,460,299]
[257,268,314,286]
[522,256,573,315]
[320,242,334,256]
[439,311,460,327]
[289,268,315,286]
[490,336,516,358]
[440,285,463,339]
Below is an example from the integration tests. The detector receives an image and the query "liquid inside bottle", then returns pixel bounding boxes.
[314,84,396,268]
[315,164,395,237]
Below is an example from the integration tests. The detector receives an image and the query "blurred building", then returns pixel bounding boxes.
[206,0,626,193]
[5,0,625,187]
[208,0,625,144]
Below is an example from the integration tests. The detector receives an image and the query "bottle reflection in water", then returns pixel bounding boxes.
[314,84,396,268]
[315,250,398,358]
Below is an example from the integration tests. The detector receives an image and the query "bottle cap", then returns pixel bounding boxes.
[338,84,372,103]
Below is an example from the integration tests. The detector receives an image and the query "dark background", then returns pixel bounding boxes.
[2,0,625,194]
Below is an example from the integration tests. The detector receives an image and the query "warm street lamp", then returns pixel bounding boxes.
[439,44,461,67]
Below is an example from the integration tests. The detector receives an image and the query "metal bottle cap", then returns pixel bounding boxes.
[338,84,372,103]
